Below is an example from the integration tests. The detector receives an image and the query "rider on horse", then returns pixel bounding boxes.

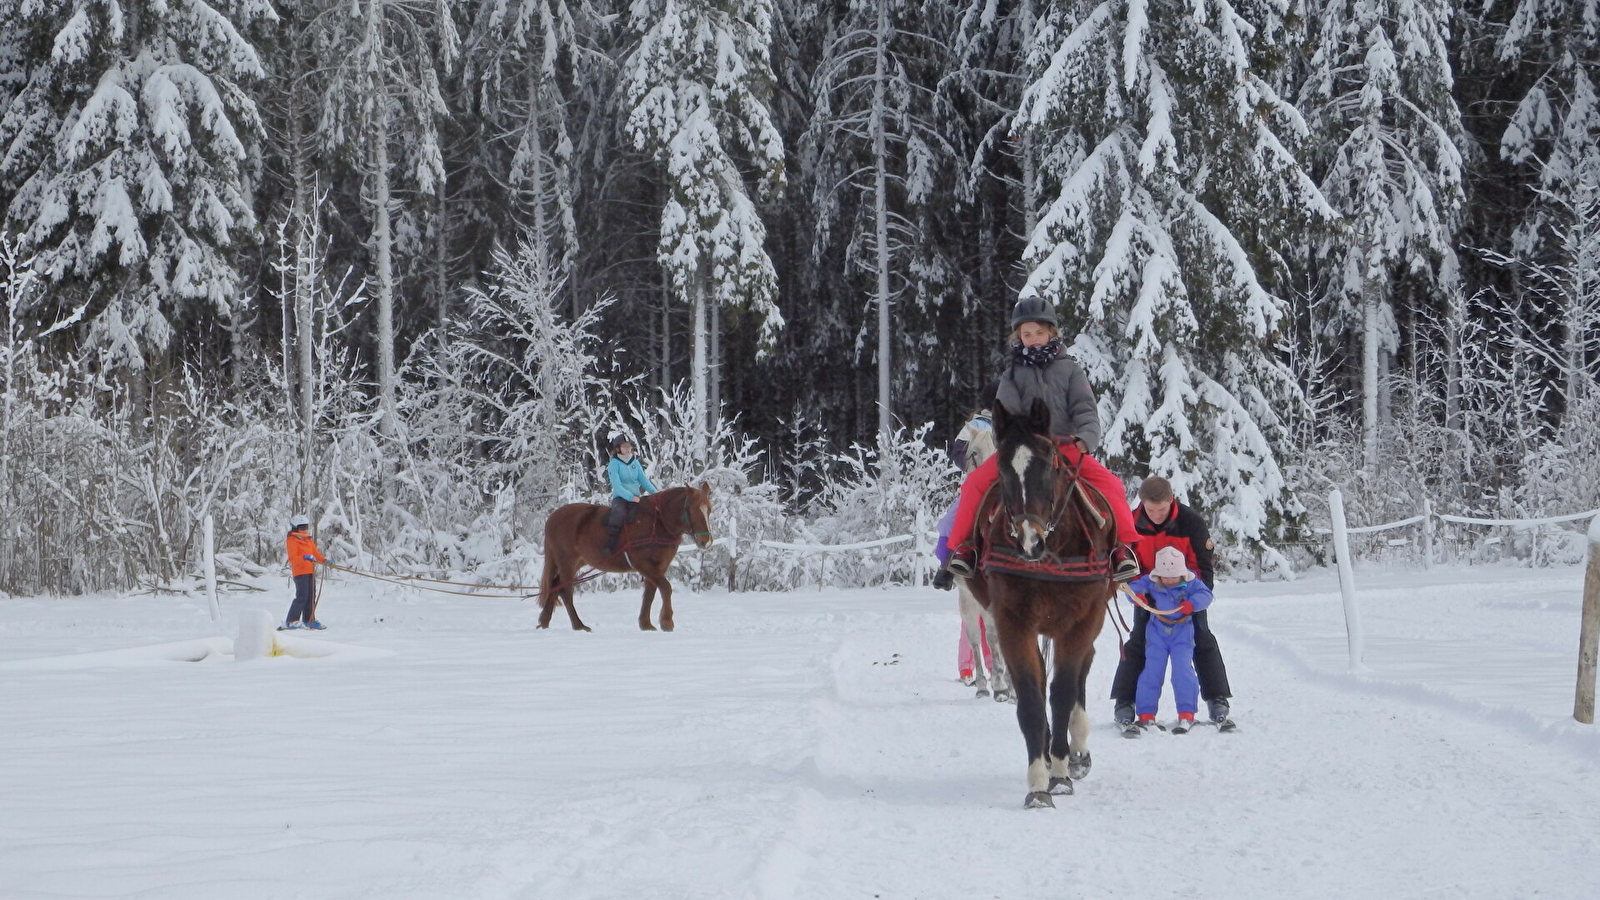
[942,296,1141,582]
[604,434,657,556]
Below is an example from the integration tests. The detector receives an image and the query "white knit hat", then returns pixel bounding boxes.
[1152,546,1191,579]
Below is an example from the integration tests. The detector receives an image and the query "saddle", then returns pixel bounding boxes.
[606,498,680,551]
[976,451,1116,583]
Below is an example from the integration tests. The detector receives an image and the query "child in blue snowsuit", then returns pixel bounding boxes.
[1127,545,1215,733]
[604,435,658,556]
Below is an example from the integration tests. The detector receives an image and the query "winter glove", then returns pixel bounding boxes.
[1177,600,1194,615]
[303,555,315,561]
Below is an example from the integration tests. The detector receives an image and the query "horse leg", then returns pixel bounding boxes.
[983,604,1012,703]
[638,577,658,631]
[1046,644,1091,795]
[654,570,675,632]
[562,581,590,632]
[1069,645,1096,779]
[997,619,1053,809]
[958,586,990,698]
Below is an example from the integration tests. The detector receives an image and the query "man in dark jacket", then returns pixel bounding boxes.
[1109,476,1235,727]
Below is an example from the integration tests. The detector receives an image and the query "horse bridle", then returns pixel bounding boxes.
[679,492,712,540]
[649,491,712,541]
[1000,440,1082,543]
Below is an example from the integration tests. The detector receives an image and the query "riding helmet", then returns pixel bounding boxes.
[1009,296,1059,330]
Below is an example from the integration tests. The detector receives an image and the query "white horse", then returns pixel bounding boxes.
[954,415,1011,702]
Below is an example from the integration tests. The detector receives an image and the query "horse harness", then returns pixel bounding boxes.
[979,443,1114,583]
[620,491,709,552]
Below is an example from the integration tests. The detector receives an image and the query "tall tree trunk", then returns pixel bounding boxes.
[1362,284,1379,469]
[366,0,396,440]
[1019,0,1039,239]
[872,0,892,443]
[710,298,721,427]
[691,280,708,459]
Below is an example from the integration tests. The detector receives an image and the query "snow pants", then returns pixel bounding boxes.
[1136,618,1199,717]
[958,617,993,677]
[285,573,316,625]
[946,442,1137,553]
[1111,607,1230,704]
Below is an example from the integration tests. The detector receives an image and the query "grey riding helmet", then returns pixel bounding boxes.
[1009,296,1059,330]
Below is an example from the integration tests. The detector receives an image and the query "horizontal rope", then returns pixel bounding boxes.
[755,534,917,554]
[1345,514,1428,534]
[1316,507,1600,534]
[322,562,533,599]
[1435,509,1600,527]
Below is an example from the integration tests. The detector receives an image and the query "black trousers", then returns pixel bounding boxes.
[286,573,316,624]
[604,498,635,529]
[1110,607,1231,704]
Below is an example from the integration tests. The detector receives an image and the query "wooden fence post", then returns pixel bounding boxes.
[203,515,220,622]
[1574,515,1600,724]
[1420,498,1434,571]
[1330,489,1365,672]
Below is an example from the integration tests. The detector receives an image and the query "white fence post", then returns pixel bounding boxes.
[1329,489,1366,672]
[203,514,220,622]
[1575,515,1600,724]
[1420,498,1434,571]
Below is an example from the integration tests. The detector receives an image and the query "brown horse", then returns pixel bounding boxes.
[537,483,713,632]
[961,399,1119,808]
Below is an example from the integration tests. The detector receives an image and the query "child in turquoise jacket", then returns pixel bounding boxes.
[604,435,658,555]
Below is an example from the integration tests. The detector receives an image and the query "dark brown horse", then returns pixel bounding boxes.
[961,400,1119,808]
[537,483,713,632]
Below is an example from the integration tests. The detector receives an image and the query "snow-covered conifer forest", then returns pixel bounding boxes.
[1,1,1597,595]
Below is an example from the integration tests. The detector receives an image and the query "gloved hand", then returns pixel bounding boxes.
[303,555,315,561]
[1177,600,1194,615]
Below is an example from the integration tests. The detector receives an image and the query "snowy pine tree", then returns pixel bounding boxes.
[1301,0,1467,461]
[807,0,956,444]
[0,0,275,369]
[308,0,459,437]
[1497,0,1600,253]
[1015,0,1330,564]
[622,0,785,455]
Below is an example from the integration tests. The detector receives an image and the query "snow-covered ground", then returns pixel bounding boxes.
[2,562,1597,899]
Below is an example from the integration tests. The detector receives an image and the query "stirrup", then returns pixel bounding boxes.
[946,552,977,578]
[1111,545,1140,582]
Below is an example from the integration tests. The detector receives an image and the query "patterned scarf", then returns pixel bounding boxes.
[1013,338,1063,368]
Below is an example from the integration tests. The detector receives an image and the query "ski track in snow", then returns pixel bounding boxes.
[1,564,1597,899]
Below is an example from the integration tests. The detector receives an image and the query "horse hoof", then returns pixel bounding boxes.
[575,625,592,632]
[1068,751,1092,780]
[535,623,549,630]
[1024,791,1055,809]
[639,623,657,631]
[975,687,990,699]
[1048,776,1074,796]
[661,622,674,632]
[995,691,1015,704]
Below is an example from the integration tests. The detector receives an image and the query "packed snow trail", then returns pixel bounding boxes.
[1,565,1597,899]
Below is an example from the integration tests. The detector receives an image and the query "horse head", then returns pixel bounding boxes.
[687,481,714,549]
[992,398,1063,562]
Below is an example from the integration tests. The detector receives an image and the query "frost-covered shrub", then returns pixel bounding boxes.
[803,425,957,588]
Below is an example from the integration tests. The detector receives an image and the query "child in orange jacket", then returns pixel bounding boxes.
[282,515,326,631]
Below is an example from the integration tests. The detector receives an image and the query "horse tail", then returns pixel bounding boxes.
[540,547,560,610]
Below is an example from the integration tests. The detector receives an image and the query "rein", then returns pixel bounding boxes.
[1117,583,1188,617]
[321,561,602,600]
[644,490,710,542]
